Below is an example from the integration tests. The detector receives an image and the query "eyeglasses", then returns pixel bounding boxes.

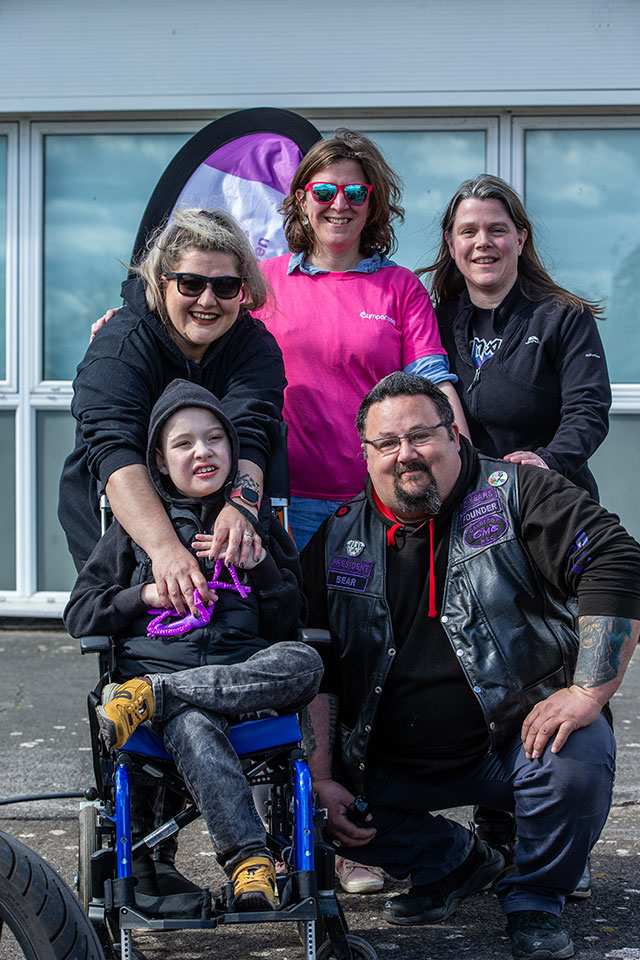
[164,273,244,299]
[304,182,373,206]
[363,423,452,456]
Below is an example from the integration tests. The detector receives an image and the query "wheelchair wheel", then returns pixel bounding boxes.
[317,933,379,960]
[0,828,105,959]
[78,804,99,913]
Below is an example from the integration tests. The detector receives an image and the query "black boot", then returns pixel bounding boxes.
[473,805,517,865]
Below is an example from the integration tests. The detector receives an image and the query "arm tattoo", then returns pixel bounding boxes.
[233,471,261,494]
[301,695,339,757]
[574,616,632,687]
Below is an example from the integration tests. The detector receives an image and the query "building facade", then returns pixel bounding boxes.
[0,0,639,614]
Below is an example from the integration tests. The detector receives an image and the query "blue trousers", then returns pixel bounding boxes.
[150,642,323,875]
[336,715,615,915]
[288,497,344,551]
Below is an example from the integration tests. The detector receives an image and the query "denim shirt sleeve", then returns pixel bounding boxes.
[404,353,458,383]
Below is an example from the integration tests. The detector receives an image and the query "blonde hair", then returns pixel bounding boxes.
[132,208,267,322]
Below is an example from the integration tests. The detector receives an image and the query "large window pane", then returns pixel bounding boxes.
[0,411,15,589]
[590,414,640,542]
[43,133,190,382]
[364,131,487,271]
[0,136,6,380]
[37,410,78,592]
[524,128,640,383]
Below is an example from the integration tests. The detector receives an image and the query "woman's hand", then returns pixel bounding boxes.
[90,307,119,343]
[503,450,549,469]
[149,541,212,614]
[196,503,263,568]
[193,532,266,569]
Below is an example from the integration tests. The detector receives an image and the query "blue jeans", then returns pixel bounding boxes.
[288,497,344,551]
[150,643,323,875]
[336,715,615,915]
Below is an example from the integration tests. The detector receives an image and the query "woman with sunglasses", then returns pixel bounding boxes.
[59,208,286,615]
[253,129,468,550]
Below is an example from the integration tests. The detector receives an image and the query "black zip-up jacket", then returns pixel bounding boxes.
[64,380,303,677]
[437,285,611,499]
[58,277,286,561]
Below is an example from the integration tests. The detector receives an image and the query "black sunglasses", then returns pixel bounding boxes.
[164,272,244,300]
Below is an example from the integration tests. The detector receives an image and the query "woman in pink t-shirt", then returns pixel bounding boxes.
[253,130,469,550]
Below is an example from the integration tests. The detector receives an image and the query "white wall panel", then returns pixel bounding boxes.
[1,0,639,113]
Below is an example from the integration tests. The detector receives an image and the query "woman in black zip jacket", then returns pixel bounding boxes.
[58,208,286,612]
[420,174,610,502]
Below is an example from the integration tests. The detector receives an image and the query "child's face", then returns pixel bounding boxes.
[156,407,232,498]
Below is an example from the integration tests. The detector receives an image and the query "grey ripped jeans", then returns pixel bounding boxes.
[149,642,323,875]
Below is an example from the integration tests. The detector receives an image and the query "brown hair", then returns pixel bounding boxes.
[132,208,267,323]
[282,129,404,259]
[419,174,604,317]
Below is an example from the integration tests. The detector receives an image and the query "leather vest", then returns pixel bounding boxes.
[323,456,578,791]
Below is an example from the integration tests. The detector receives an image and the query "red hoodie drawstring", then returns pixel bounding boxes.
[372,489,437,618]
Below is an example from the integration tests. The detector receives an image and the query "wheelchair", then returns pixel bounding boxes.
[78,629,378,960]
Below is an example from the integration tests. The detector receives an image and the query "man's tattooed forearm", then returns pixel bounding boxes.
[574,616,631,687]
[301,695,338,758]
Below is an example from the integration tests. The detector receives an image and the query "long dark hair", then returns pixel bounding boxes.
[419,174,604,317]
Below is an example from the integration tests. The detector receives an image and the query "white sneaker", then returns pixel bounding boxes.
[335,857,384,894]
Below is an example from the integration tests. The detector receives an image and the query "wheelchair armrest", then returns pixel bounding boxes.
[299,628,332,649]
[79,635,113,655]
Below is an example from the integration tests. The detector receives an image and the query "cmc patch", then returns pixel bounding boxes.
[327,554,374,592]
[459,487,510,548]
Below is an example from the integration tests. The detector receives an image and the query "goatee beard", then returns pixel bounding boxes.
[393,461,442,518]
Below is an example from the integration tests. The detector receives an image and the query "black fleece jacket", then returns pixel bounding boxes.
[64,380,303,676]
[437,285,611,499]
[58,277,285,561]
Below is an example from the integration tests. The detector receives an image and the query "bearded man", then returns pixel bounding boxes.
[300,372,640,960]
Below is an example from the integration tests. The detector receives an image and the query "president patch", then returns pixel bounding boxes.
[327,554,374,592]
[459,487,509,548]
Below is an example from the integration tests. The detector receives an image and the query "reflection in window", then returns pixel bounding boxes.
[37,410,80,592]
[363,131,486,271]
[525,129,640,383]
[0,136,6,380]
[43,133,190,382]
[0,411,15,589]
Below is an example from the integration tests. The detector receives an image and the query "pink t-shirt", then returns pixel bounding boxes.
[255,255,446,500]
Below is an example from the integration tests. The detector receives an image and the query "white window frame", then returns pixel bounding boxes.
[2,118,201,615]
[511,114,640,411]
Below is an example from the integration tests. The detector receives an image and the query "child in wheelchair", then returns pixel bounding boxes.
[64,379,323,912]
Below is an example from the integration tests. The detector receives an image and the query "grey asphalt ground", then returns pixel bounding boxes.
[0,628,639,960]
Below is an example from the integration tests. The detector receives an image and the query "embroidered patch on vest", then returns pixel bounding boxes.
[327,554,374,592]
[459,487,510,548]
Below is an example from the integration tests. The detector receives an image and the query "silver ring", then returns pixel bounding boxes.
[243,533,255,541]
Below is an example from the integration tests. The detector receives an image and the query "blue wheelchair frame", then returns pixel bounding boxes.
[80,635,377,960]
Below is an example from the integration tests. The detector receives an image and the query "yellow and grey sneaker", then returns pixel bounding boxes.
[231,855,276,911]
[96,678,154,750]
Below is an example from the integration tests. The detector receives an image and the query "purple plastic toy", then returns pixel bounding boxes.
[146,560,251,637]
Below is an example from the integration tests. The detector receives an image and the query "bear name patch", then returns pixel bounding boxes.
[327,554,374,592]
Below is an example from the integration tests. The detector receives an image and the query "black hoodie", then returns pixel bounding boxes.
[64,380,302,678]
[58,277,285,562]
